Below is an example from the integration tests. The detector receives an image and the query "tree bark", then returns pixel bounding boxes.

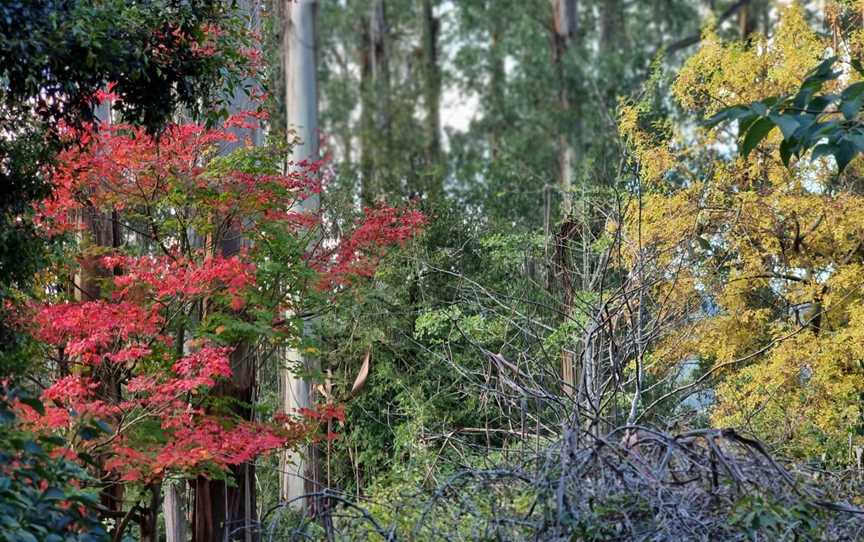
[72,98,131,524]
[421,0,443,200]
[280,0,322,515]
[600,0,626,55]
[191,3,262,540]
[488,1,506,159]
[550,0,580,400]
[550,0,578,219]
[164,480,187,542]
[360,0,392,205]
[138,483,160,542]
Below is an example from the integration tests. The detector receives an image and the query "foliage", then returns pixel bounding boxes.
[26,113,312,484]
[15,105,422,536]
[707,56,864,171]
[0,385,106,542]
[12,1,864,540]
[301,426,862,541]
[618,4,864,460]
[729,495,823,541]
[0,0,255,371]
[0,0,254,132]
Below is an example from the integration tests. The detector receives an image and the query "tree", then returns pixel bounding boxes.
[359,0,393,205]
[191,3,265,539]
[26,109,423,539]
[280,0,322,513]
[32,114,312,541]
[421,0,443,200]
[308,0,709,501]
[0,3,260,537]
[0,0,251,370]
[621,4,864,459]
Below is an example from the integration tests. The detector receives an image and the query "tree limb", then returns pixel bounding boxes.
[666,0,753,54]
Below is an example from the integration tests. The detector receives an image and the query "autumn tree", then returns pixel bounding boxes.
[24,106,423,540]
[621,3,864,460]
[0,1,252,367]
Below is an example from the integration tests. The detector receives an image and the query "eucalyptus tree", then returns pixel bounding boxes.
[280,0,322,514]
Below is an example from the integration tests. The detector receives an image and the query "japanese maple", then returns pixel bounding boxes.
[24,105,425,494]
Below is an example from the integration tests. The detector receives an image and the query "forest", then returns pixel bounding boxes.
[5,0,864,540]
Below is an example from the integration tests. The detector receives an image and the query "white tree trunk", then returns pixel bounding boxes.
[280,0,320,511]
[551,0,578,218]
[551,0,580,396]
[163,480,187,542]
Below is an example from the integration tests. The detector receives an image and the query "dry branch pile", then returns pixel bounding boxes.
[265,425,864,541]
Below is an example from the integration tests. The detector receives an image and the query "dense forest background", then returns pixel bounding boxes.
[5,0,864,540]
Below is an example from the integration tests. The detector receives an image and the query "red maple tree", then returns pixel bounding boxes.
[22,107,424,505]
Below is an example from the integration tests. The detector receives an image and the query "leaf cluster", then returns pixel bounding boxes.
[0,386,106,542]
[707,57,864,171]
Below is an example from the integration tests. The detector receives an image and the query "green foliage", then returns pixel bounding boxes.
[0,0,248,133]
[316,202,527,493]
[729,495,823,541]
[0,386,106,542]
[707,57,864,171]
[570,493,654,541]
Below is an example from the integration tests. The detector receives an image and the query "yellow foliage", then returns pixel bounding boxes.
[618,103,676,186]
[632,4,864,461]
[713,332,864,458]
[673,5,822,114]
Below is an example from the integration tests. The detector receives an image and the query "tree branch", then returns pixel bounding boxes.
[666,0,753,55]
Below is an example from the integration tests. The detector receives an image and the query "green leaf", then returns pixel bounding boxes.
[840,82,864,120]
[793,57,839,108]
[750,101,769,116]
[808,94,836,114]
[704,105,750,129]
[805,120,840,142]
[768,113,799,138]
[804,56,838,85]
[738,113,759,136]
[779,136,797,167]
[39,435,65,447]
[811,143,837,162]
[76,452,96,466]
[847,131,864,151]
[740,117,776,157]
[22,440,42,455]
[78,426,100,441]
[40,487,65,501]
[94,419,112,434]
[0,408,14,424]
[835,139,857,171]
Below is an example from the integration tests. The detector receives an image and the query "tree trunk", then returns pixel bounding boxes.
[551,0,577,219]
[194,460,258,542]
[138,483,160,542]
[359,7,374,203]
[191,4,262,540]
[164,480,187,542]
[73,99,131,524]
[421,0,443,200]
[280,0,322,515]
[600,0,626,56]
[360,0,392,205]
[488,1,506,159]
[550,0,580,400]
